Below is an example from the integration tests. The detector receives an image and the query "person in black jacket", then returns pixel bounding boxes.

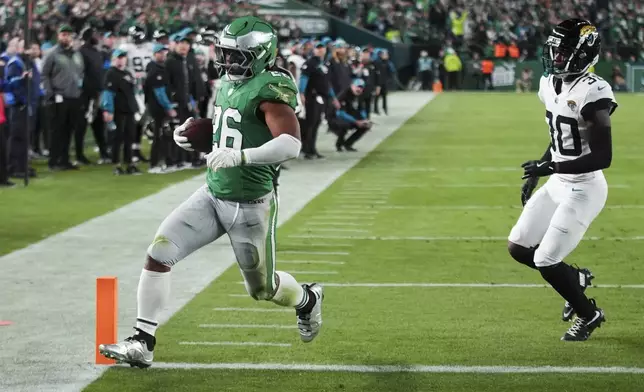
[77,25,108,164]
[165,34,197,169]
[327,39,353,98]
[144,43,176,173]
[327,78,372,152]
[353,49,380,119]
[299,41,340,159]
[373,49,393,115]
[100,49,140,175]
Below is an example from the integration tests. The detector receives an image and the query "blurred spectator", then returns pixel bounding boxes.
[42,24,84,171]
[515,67,533,93]
[374,49,394,115]
[328,78,371,152]
[353,49,379,119]
[417,50,434,91]
[612,65,627,91]
[481,56,494,90]
[443,47,462,90]
[5,38,40,179]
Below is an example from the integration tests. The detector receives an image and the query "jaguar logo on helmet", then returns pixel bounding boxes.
[580,25,598,46]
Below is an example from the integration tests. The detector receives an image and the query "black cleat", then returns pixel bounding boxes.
[562,300,605,341]
[127,165,143,175]
[562,266,595,321]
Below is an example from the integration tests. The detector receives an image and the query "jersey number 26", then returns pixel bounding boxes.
[212,106,242,150]
[546,111,582,157]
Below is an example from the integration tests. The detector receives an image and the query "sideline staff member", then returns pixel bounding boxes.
[101,49,140,175]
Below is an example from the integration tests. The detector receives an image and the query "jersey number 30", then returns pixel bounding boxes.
[212,106,242,150]
[546,111,582,156]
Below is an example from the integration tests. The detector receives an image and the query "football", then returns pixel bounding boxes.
[181,118,214,153]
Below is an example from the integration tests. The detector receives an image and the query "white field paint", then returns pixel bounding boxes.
[308,222,373,227]
[281,243,354,248]
[151,362,644,374]
[323,209,379,214]
[369,204,644,211]
[198,324,296,329]
[212,307,292,313]
[179,341,291,347]
[312,215,376,220]
[338,191,391,195]
[278,260,346,265]
[300,228,370,233]
[277,250,350,255]
[286,270,339,275]
[432,183,632,189]
[288,234,644,242]
[304,283,644,289]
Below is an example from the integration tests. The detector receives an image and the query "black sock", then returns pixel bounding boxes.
[134,328,157,351]
[538,263,595,319]
[296,287,317,314]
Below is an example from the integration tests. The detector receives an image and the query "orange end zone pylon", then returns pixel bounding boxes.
[96,276,118,365]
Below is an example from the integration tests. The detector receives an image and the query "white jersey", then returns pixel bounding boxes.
[538,73,617,182]
[287,54,305,86]
[120,42,154,78]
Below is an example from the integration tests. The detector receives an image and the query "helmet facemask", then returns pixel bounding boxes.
[542,23,600,78]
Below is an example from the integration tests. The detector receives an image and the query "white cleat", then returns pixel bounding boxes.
[297,283,324,343]
[98,334,154,368]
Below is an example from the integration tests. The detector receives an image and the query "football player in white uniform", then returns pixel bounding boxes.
[508,19,617,342]
[121,25,154,162]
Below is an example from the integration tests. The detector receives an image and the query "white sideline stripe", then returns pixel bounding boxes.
[199,324,295,329]
[334,201,388,205]
[151,362,644,374]
[312,283,644,289]
[213,307,292,313]
[279,260,346,265]
[289,234,644,242]
[228,294,249,297]
[286,270,338,275]
[179,341,292,347]
[301,228,370,233]
[347,167,518,173]
[278,250,350,255]
[308,222,373,227]
[339,191,390,195]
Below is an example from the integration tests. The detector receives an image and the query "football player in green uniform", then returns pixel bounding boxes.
[99,16,323,368]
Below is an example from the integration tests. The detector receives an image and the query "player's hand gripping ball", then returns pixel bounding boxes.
[173,117,214,153]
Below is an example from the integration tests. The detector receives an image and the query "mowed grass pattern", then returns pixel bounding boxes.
[85,93,644,392]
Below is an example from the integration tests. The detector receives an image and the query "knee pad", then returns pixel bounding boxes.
[533,245,560,268]
[147,234,180,267]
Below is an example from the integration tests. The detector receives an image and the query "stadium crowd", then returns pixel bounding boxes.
[0,0,396,187]
[315,0,642,62]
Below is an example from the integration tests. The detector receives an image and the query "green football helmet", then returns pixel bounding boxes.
[215,16,278,80]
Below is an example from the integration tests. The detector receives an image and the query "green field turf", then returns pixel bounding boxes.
[0,153,200,256]
[11,92,643,392]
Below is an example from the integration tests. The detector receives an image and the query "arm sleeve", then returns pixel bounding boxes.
[242,133,302,166]
[153,87,173,111]
[336,109,358,124]
[541,143,552,161]
[555,124,612,174]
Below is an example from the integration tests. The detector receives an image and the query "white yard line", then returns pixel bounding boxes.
[288,234,644,241]
[300,228,370,233]
[308,222,373,227]
[368,205,644,211]
[323,209,379,214]
[151,362,644,374]
[278,250,351,255]
[179,341,292,347]
[281,243,355,247]
[312,215,377,220]
[432,183,632,189]
[198,324,296,329]
[305,282,644,289]
[286,271,339,275]
[212,307,292,313]
[278,260,346,265]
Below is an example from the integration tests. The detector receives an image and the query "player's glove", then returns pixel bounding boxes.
[206,148,242,172]
[173,117,195,151]
[521,160,554,179]
[520,177,539,206]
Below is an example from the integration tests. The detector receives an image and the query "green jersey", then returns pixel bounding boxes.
[206,69,299,201]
